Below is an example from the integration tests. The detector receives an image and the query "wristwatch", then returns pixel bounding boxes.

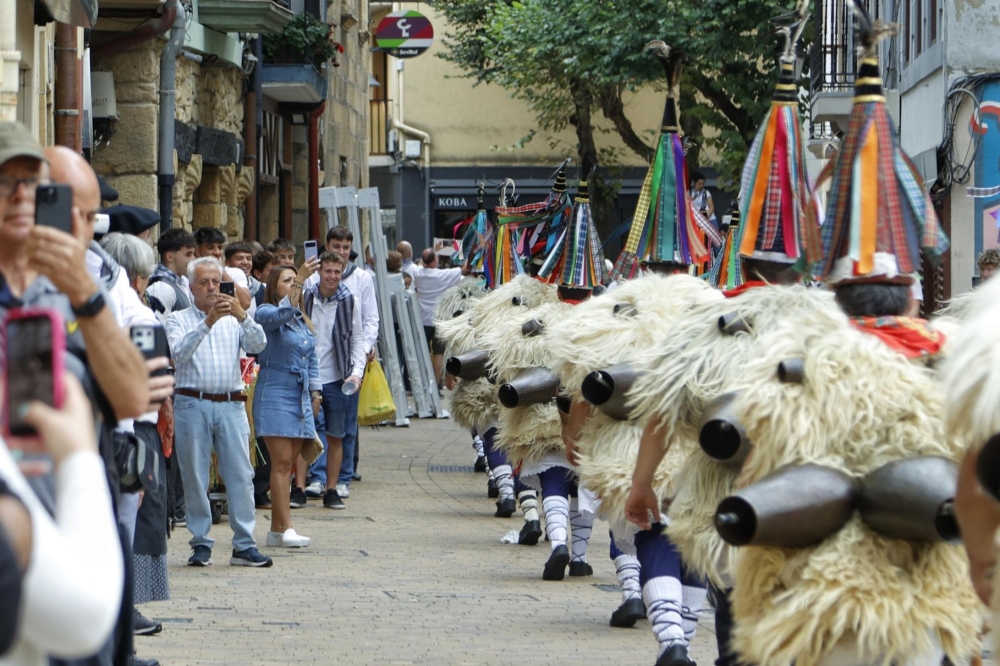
[71,291,106,319]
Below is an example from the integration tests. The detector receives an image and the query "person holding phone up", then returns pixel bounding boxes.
[165,257,271,568]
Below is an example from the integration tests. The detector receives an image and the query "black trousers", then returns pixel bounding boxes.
[252,437,271,496]
[711,585,749,666]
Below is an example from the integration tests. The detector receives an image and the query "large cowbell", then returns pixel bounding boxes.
[580,363,640,421]
[714,464,857,547]
[698,392,751,465]
[859,456,960,543]
[498,367,560,408]
[976,433,1000,503]
[445,349,490,380]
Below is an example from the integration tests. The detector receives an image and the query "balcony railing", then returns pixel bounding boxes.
[810,0,897,96]
[370,98,391,155]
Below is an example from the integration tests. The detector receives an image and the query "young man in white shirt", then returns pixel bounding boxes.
[409,247,469,383]
[304,226,379,498]
[147,228,197,317]
[224,241,258,319]
[302,252,365,509]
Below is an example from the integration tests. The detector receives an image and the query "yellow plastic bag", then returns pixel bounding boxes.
[358,358,396,426]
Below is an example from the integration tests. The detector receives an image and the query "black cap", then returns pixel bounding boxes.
[102,204,159,236]
[97,175,119,202]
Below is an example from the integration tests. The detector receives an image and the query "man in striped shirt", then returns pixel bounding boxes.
[166,257,271,568]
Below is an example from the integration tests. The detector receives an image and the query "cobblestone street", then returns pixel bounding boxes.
[139,417,719,665]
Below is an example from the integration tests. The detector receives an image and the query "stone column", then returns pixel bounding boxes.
[0,0,23,120]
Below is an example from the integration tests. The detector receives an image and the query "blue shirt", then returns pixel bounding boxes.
[254,303,321,392]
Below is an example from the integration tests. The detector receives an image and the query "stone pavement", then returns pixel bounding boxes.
[139,416,720,665]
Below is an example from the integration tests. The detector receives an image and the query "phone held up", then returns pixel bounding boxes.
[130,325,170,377]
[304,240,319,263]
[2,308,65,472]
[219,281,235,297]
[35,184,74,234]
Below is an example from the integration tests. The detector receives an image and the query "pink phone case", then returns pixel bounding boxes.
[3,307,66,442]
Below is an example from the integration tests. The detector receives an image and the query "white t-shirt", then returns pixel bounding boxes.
[410,266,464,327]
[145,274,190,320]
[225,266,256,320]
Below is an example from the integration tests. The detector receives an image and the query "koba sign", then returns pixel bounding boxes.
[436,197,469,209]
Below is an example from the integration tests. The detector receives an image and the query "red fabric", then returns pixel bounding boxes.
[850,316,945,359]
[157,397,174,458]
[722,281,770,298]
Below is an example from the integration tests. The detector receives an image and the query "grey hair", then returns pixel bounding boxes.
[187,256,224,282]
[100,232,155,282]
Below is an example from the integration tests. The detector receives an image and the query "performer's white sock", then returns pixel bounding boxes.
[681,583,707,643]
[643,576,686,656]
[614,554,642,603]
[492,464,515,501]
[472,433,485,458]
[569,501,593,563]
[518,489,539,522]
[542,495,569,548]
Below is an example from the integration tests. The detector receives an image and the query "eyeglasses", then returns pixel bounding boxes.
[0,175,40,200]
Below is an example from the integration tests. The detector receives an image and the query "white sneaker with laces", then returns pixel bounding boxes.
[335,483,350,498]
[304,481,323,498]
[266,528,311,548]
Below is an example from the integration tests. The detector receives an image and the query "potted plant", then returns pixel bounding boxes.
[263,13,344,67]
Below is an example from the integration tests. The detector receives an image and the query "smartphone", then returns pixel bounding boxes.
[219,281,235,297]
[304,240,319,263]
[130,325,170,377]
[3,308,65,440]
[35,184,74,234]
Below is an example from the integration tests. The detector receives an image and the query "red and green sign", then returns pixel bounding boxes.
[375,10,434,59]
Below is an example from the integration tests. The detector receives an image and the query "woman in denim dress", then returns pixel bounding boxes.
[253,260,321,548]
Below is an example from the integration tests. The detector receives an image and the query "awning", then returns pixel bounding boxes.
[42,0,98,27]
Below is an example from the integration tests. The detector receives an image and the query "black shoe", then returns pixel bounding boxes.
[569,561,594,577]
[352,472,362,481]
[129,654,160,666]
[487,478,499,498]
[254,493,271,509]
[542,544,570,580]
[494,497,516,517]
[474,456,487,473]
[609,598,646,628]
[173,508,186,527]
[134,609,163,636]
[655,644,695,666]
[187,545,212,567]
[289,487,307,509]
[323,489,346,510]
[230,547,273,567]
[518,519,542,545]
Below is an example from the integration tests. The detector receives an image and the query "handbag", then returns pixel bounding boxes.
[114,430,157,494]
[300,434,325,466]
[358,359,396,426]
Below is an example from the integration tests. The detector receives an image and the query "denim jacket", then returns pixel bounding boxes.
[254,303,321,393]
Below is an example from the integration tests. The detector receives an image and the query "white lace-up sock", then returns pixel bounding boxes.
[643,576,686,657]
[542,495,569,548]
[614,554,642,603]
[569,500,594,563]
[518,489,539,522]
[492,464,515,501]
[472,432,485,458]
[681,583,707,643]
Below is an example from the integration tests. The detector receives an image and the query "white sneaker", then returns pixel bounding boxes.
[335,483,350,498]
[266,528,311,548]
[304,481,323,498]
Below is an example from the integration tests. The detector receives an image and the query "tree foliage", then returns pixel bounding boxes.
[436,0,806,187]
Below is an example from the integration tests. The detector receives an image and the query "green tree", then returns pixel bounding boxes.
[436,0,802,229]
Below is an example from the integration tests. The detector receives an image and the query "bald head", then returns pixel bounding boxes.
[397,241,413,259]
[44,145,100,241]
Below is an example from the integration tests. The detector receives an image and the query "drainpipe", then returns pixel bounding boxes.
[55,23,81,150]
[157,0,186,232]
[243,37,259,241]
[308,101,326,242]
[391,118,431,246]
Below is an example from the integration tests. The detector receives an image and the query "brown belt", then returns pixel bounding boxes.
[176,389,247,402]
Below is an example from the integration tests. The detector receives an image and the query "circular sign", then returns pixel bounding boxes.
[376,10,434,59]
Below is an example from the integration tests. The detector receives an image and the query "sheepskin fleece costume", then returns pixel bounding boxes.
[433,275,487,324]
[545,274,722,535]
[627,285,841,586]
[723,316,978,666]
[436,276,557,432]
[940,276,1000,648]
[480,300,572,467]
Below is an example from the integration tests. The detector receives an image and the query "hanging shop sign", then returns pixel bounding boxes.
[375,10,434,59]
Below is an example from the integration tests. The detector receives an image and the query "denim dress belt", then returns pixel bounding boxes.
[258,362,312,416]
